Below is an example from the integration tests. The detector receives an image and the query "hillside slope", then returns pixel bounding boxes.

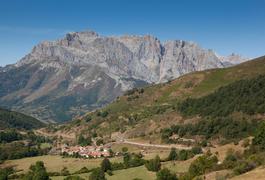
[0,108,44,130]
[54,55,265,141]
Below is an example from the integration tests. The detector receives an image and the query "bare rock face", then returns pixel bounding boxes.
[0,30,228,122]
[218,53,249,67]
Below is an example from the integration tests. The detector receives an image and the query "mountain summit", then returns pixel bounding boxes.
[0,30,244,122]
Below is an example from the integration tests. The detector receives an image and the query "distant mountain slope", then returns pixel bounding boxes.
[56,56,265,139]
[0,108,44,130]
[0,30,228,123]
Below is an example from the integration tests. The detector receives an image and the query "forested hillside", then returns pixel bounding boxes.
[0,108,44,130]
[178,75,265,117]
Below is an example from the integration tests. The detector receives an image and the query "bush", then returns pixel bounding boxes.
[111,162,125,170]
[23,161,49,180]
[145,155,161,172]
[167,148,178,161]
[178,150,189,161]
[96,139,104,146]
[89,168,106,180]
[73,167,89,174]
[191,146,203,155]
[188,155,218,178]
[78,134,92,146]
[233,161,256,175]
[97,111,108,118]
[156,168,177,180]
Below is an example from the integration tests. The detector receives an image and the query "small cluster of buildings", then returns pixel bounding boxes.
[61,145,110,158]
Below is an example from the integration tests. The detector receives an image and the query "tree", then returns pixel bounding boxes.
[23,161,50,180]
[0,169,9,180]
[123,153,131,168]
[253,122,265,150]
[156,168,177,180]
[101,158,112,172]
[89,168,106,180]
[96,139,104,146]
[167,148,178,161]
[178,150,188,161]
[77,134,92,146]
[191,146,202,155]
[145,155,161,172]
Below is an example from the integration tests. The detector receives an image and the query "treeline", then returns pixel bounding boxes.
[161,117,258,142]
[0,107,44,130]
[0,130,22,143]
[178,75,265,117]
[0,130,52,161]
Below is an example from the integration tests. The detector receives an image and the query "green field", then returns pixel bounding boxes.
[2,155,123,174]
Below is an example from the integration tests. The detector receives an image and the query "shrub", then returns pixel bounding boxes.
[188,155,218,178]
[89,168,106,180]
[156,168,177,180]
[167,148,178,161]
[191,146,203,155]
[233,161,256,175]
[78,134,92,146]
[23,161,49,180]
[145,155,161,172]
[73,167,89,174]
[96,139,104,146]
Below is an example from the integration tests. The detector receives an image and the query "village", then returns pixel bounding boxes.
[61,144,114,158]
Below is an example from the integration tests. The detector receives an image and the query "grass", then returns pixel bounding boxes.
[106,165,156,180]
[111,143,142,153]
[1,155,122,174]
[51,173,91,180]
[161,155,198,173]
[40,143,52,149]
[50,166,156,180]
[230,167,265,180]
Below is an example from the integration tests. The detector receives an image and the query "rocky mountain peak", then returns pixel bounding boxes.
[218,53,249,66]
[0,30,242,122]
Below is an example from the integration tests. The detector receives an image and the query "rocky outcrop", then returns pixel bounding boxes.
[218,53,249,67]
[0,30,229,122]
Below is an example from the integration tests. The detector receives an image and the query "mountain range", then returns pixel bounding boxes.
[0,30,247,123]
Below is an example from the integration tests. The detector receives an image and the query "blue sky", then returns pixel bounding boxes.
[0,0,264,66]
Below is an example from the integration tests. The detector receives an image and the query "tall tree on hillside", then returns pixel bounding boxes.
[101,158,112,172]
